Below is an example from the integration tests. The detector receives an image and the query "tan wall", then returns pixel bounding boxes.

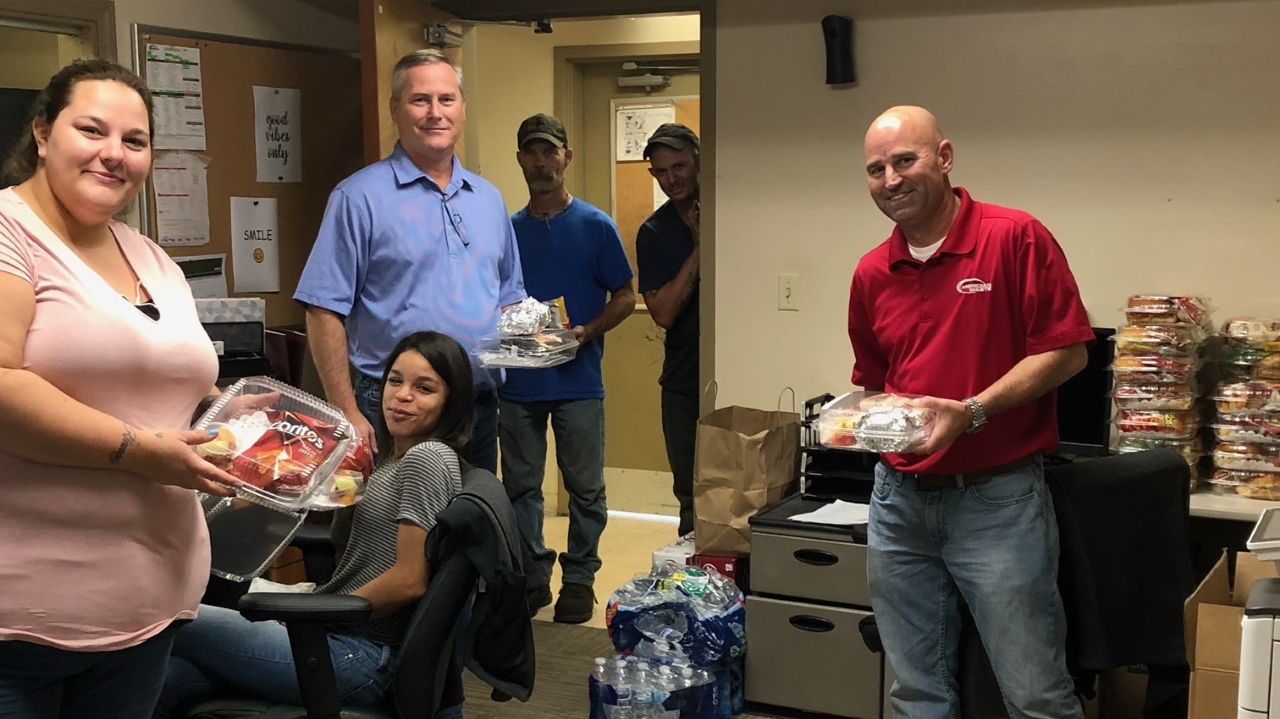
[0,27,63,88]
[111,0,357,62]
[464,14,700,212]
[712,0,1280,410]
[360,0,459,163]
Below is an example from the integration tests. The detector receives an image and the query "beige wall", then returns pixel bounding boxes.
[712,0,1280,410]
[0,27,62,88]
[111,0,357,61]
[463,13,700,212]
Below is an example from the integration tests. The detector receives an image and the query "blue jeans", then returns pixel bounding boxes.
[498,398,607,587]
[355,373,498,473]
[867,457,1082,719]
[0,622,180,719]
[155,604,394,717]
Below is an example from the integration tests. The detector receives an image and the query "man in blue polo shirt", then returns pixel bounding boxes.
[295,49,525,473]
[499,114,635,624]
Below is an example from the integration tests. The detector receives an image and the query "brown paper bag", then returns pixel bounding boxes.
[693,388,800,556]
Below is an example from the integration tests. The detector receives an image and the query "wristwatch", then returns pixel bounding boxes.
[963,396,988,434]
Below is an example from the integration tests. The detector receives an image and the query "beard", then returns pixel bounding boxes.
[526,172,564,193]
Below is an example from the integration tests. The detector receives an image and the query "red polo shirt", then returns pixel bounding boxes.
[847,187,1093,474]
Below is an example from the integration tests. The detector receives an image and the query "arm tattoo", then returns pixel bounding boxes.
[109,424,137,465]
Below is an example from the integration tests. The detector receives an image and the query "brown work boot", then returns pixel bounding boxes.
[553,582,596,624]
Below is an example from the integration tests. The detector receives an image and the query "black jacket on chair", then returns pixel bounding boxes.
[426,467,535,702]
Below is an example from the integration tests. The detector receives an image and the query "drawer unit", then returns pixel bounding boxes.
[745,595,882,718]
[751,531,870,606]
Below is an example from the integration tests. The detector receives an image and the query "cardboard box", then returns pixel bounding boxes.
[652,536,695,571]
[693,553,750,593]
[1183,551,1279,719]
[1097,664,1147,719]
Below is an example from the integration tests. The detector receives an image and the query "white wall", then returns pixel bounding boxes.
[464,13,700,211]
[712,0,1280,410]
[112,0,358,61]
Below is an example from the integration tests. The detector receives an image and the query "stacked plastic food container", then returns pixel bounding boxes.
[815,391,936,453]
[1207,318,1280,501]
[1109,295,1213,485]
[194,376,373,581]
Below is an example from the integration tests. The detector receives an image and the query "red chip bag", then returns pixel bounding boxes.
[226,409,347,495]
[338,438,374,481]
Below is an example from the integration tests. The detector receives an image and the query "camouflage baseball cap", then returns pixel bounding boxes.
[517,113,568,149]
[643,123,699,159]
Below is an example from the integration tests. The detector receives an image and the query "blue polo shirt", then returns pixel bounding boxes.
[295,144,526,388]
[499,199,634,402]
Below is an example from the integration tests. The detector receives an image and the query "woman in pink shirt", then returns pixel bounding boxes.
[0,60,242,719]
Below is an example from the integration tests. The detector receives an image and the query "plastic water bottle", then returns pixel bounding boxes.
[612,659,634,719]
[589,657,609,719]
[632,664,655,719]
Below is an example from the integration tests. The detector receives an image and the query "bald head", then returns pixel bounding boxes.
[865,105,944,154]
[862,105,957,242]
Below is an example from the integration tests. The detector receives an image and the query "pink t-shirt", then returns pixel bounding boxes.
[0,187,219,650]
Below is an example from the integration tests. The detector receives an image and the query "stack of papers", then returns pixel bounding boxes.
[788,500,870,525]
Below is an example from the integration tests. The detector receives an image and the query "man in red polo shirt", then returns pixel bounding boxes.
[849,105,1093,719]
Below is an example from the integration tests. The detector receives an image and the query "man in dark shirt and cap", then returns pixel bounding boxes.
[635,123,701,536]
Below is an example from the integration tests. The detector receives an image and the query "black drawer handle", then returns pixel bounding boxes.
[793,548,839,566]
[789,615,835,633]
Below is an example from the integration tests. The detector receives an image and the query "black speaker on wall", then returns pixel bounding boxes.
[822,15,856,85]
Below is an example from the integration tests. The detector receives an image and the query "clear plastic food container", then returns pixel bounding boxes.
[1213,442,1280,473]
[1208,469,1280,501]
[1112,435,1202,465]
[1114,408,1201,439]
[203,496,307,582]
[1109,355,1199,383]
[1212,411,1280,444]
[1111,382,1198,410]
[1123,295,1210,327]
[476,329,580,369]
[193,377,354,513]
[1211,381,1280,413]
[1220,317,1280,349]
[1256,353,1280,381]
[817,391,936,453]
[1111,324,1205,356]
[308,438,374,510]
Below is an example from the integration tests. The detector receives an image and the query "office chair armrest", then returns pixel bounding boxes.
[291,523,337,555]
[238,591,372,624]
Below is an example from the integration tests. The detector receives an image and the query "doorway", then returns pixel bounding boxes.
[559,47,700,517]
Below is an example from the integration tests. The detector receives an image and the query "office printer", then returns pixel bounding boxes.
[1240,508,1280,718]
[195,298,272,384]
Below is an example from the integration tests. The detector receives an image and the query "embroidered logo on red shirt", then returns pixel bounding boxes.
[956,278,993,294]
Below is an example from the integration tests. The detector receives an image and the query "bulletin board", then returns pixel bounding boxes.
[613,97,700,273]
[133,26,363,327]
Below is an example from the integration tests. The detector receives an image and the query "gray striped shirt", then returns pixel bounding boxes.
[320,440,461,646]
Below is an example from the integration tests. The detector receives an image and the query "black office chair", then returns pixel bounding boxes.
[179,530,478,719]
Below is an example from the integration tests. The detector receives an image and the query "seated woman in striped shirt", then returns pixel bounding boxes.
[156,331,473,717]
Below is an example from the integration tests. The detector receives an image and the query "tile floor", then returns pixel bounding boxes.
[532,511,680,629]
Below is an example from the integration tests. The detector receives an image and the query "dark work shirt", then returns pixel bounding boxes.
[636,200,699,397]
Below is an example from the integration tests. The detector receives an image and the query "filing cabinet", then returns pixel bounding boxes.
[746,493,891,719]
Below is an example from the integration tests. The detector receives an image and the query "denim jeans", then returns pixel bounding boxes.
[0,623,180,719]
[355,373,498,473]
[660,390,698,536]
[867,457,1082,719]
[154,604,394,717]
[498,398,607,588]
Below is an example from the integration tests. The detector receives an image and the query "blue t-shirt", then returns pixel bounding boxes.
[499,199,634,402]
[294,143,526,389]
